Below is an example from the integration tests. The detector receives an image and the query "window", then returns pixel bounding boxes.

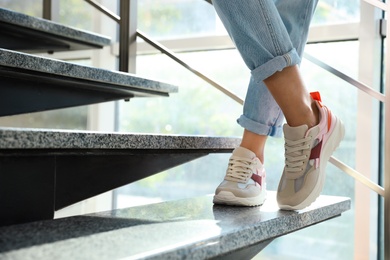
[138,0,218,39]
[1,0,383,258]
[312,0,360,25]
[0,0,42,16]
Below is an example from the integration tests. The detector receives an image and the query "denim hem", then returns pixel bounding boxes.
[237,115,283,138]
[251,48,301,84]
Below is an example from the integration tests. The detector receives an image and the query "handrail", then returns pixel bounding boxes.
[136,30,244,105]
[330,157,385,197]
[304,53,386,103]
[84,0,120,23]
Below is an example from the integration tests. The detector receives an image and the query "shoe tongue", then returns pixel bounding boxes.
[283,124,308,141]
[233,146,256,158]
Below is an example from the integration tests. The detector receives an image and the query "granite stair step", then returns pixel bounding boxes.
[0,191,351,259]
[0,127,241,226]
[0,48,178,116]
[0,7,111,53]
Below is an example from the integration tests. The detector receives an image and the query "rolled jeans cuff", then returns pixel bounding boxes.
[237,114,283,137]
[251,48,301,83]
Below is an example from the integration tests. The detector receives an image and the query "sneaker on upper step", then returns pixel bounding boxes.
[213,146,267,206]
[277,91,345,210]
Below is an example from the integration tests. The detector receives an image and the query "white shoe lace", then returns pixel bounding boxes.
[225,156,256,183]
[285,136,312,178]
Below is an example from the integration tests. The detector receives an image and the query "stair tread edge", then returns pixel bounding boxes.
[0,127,241,150]
[0,192,351,259]
[0,7,111,46]
[0,49,178,93]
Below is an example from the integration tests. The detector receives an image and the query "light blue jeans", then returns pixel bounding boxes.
[212,0,319,137]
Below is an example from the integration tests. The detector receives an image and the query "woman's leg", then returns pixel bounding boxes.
[212,0,344,210]
[214,0,318,160]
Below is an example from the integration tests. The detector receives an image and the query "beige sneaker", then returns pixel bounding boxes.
[277,92,345,210]
[213,146,267,206]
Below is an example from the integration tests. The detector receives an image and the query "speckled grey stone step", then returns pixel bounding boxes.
[0,48,178,116]
[0,7,111,53]
[0,191,351,260]
[0,127,241,226]
[0,127,240,150]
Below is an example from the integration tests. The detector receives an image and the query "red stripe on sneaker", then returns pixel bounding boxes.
[309,140,323,160]
[251,174,262,186]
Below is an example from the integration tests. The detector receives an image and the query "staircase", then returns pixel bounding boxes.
[0,6,351,259]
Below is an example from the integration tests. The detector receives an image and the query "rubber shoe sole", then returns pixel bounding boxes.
[213,190,267,207]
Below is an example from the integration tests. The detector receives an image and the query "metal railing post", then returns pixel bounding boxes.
[42,0,52,20]
[119,0,137,73]
[42,0,59,21]
[384,5,390,260]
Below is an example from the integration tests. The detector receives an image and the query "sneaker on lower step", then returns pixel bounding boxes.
[277,91,345,210]
[213,146,267,206]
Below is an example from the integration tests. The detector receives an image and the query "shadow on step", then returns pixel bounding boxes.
[0,215,159,253]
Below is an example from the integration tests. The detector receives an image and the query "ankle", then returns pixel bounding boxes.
[286,101,319,129]
[240,130,266,164]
